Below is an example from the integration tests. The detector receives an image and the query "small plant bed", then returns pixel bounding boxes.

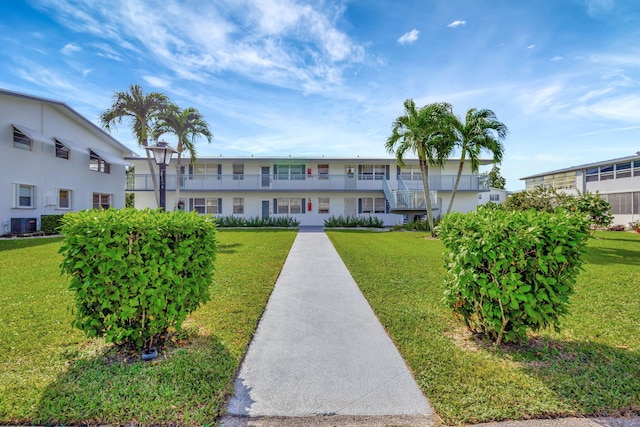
[0,229,296,426]
[327,230,640,425]
[323,214,384,228]
[215,215,299,228]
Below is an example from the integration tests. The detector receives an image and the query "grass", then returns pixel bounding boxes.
[327,230,640,425]
[0,229,297,426]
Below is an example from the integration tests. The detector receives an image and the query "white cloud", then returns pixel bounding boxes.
[527,44,536,49]
[447,20,466,28]
[585,0,614,18]
[550,56,563,61]
[143,75,172,89]
[34,0,367,95]
[398,29,419,45]
[572,95,640,122]
[60,42,81,55]
[82,69,93,77]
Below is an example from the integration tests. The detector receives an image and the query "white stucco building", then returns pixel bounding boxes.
[127,156,491,226]
[1,89,132,235]
[521,153,640,225]
[478,187,510,205]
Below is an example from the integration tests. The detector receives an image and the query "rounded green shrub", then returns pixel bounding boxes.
[60,208,216,351]
[438,205,589,344]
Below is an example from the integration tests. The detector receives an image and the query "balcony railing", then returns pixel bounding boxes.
[127,173,487,192]
[399,174,489,192]
[383,179,437,212]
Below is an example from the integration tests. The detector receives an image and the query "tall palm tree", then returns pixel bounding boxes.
[153,104,213,211]
[100,84,170,206]
[385,99,455,237]
[445,108,508,215]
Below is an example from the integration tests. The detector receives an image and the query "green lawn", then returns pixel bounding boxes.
[327,230,640,425]
[0,230,297,426]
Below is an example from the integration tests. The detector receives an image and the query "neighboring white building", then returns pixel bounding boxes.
[127,156,491,226]
[1,89,133,235]
[478,187,509,205]
[521,153,640,225]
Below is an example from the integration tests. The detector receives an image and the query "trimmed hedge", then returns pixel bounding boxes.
[324,215,385,228]
[40,214,65,235]
[438,206,589,344]
[215,215,300,227]
[59,209,216,351]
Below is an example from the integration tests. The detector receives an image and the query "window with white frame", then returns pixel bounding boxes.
[599,164,614,181]
[92,193,111,209]
[191,198,222,214]
[585,167,599,182]
[489,194,500,202]
[232,163,244,180]
[318,164,329,179]
[634,161,640,177]
[89,150,111,173]
[359,164,387,180]
[58,189,72,209]
[13,184,34,208]
[274,197,305,214]
[194,163,221,177]
[13,127,32,150]
[318,197,330,213]
[275,164,305,180]
[616,162,632,179]
[55,140,70,159]
[358,197,387,214]
[233,197,244,214]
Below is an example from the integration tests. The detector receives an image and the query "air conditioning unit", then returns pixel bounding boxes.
[11,218,37,234]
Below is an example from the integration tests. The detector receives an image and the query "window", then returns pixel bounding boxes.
[233,197,244,214]
[606,193,632,215]
[634,161,640,177]
[274,198,306,214]
[13,127,32,150]
[58,189,71,209]
[616,162,632,179]
[318,197,330,213]
[13,184,34,208]
[194,163,221,177]
[600,164,614,181]
[89,150,111,173]
[399,166,420,181]
[318,164,329,179]
[191,198,222,214]
[359,164,388,180]
[92,193,111,209]
[232,163,244,180]
[358,197,387,214]
[586,167,599,182]
[490,194,500,202]
[55,140,70,159]
[525,177,543,190]
[274,164,305,180]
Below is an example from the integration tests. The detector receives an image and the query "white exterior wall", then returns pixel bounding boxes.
[478,188,510,205]
[0,92,131,235]
[129,157,487,227]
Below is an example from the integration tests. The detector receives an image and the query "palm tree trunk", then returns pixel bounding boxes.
[145,152,160,207]
[446,153,466,215]
[419,158,436,237]
[174,153,183,212]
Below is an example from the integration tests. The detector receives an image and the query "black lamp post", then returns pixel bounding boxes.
[146,141,178,210]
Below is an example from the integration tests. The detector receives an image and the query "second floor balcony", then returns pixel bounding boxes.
[127,173,489,192]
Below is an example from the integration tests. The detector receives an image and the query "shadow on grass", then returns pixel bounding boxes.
[217,242,243,254]
[499,337,640,417]
[36,334,237,426]
[585,246,640,266]
[0,236,63,251]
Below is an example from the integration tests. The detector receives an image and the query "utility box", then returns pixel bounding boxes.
[11,218,37,234]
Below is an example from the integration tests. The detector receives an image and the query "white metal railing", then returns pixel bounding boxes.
[127,173,487,192]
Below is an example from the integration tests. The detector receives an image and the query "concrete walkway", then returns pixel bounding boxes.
[222,227,435,426]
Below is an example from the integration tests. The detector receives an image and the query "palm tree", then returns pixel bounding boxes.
[445,108,507,215]
[100,84,170,206]
[385,99,455,237]
[153,104,213,211]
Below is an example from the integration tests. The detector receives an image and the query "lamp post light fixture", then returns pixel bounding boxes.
[146,141,178,210]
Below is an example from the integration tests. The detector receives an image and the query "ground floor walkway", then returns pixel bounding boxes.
[221,227,435,426]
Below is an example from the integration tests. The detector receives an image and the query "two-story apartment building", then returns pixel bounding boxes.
[521,153,640,226]
[127,156,490,226]
[1,89,133,235]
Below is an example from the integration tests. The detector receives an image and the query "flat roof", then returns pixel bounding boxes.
[520,153,640,180]
[125,155,495,164]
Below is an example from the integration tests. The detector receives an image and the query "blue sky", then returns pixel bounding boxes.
[1,0,639,190]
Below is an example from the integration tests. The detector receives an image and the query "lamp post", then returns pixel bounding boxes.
[145,141,178,210]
